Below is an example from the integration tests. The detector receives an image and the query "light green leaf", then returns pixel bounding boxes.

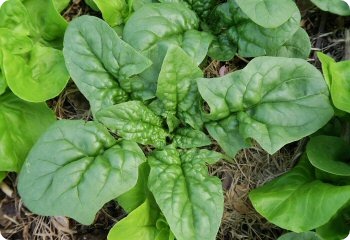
[206,115,250,158]
[0,28,33,54]
[329,60,350,113]
[307,136,350,176]
[173,128,211,148]
[0,172,7,182]
[250,156,350,232]
[198,57,333,155]
[63,15,152,115]
[0,72,6,95]
[156,46,203,129]
[96,101,168,148]
[317,52,335,88]
[91,0,128,27]
[235,0,299,28]
[266,28,311,59]
[3,43,69,102]
[278,232,321,240]
[0,92,55,172]
[18,120,145,225]
[311,0,350,16]
[148,147,224,240]
[53,0,70,13]
[85,0,99,11]
[108,198,173,240]
[117,162,150,213]
[123,3,199,52]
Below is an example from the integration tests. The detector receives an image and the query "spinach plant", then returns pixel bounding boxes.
[250,54,350,239]
[16,3,333,237]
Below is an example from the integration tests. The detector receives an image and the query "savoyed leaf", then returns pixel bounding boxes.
[173,128,211,148]
[310,0,350,16]
[0,92,55,172]
[181,30,213,65]
[156,46,203,129]
[18,120,145,225]
[96,101,168,148]
[63,15,152,116]
[250,156,350,232]
[108,198,173,240]
[198,57,333,155]
[235,0,299,28]
[307,136,350,176]
[148,147,223,240]
[3,43,69,102]
[123,3,199,52]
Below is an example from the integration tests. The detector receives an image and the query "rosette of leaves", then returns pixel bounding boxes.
[250,135,350,240]
[310,0,350,16]
[207,0,311,60]
[0,0,70,102]
[197,56,334,157]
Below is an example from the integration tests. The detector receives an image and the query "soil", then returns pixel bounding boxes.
[1,0,349,239]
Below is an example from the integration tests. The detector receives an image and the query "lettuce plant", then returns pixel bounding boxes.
[0,0,69,102]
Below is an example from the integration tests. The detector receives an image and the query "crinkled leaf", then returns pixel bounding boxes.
[90,0,128,27]
[235,0,299,28]
[307,136,350,176]
[123,3,199,52]
[0,28,33,54]
[173,128,211,148]
[208,34,237,61]
[4,43,69,102]
[148,148,223,240]
[18,120,145,225]
[266,28,311,59]
[198,57,333,155]
[278,232,321,240]
[206,115,250,158]
[96,101,168,148]
[311,0,350,16]
[156,46,203,129]
[108,198,173,240]
[0,92,55,172]
[250,156,350,232]
[63,15,152,115]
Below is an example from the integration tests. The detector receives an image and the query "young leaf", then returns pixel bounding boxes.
[63,15,152,116]
[148,148,224,240]
[310,0,350,16]
[250,156,350,232]
[3,43,70,102]
[0,92,55,172]
[235,0,299,28]
[317,52,335,88]
[123,3,199,52]
[156,46,203,129]
[88,0,128,27]
[198,57,334,155]
[173,128,211,148]
[307,136,350,176]
[108,198,173,240]
[329,61,350,112]
[96,101,168,148]
[18,120,146,225]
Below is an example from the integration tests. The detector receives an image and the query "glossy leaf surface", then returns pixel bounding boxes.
[173,128,211,148]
